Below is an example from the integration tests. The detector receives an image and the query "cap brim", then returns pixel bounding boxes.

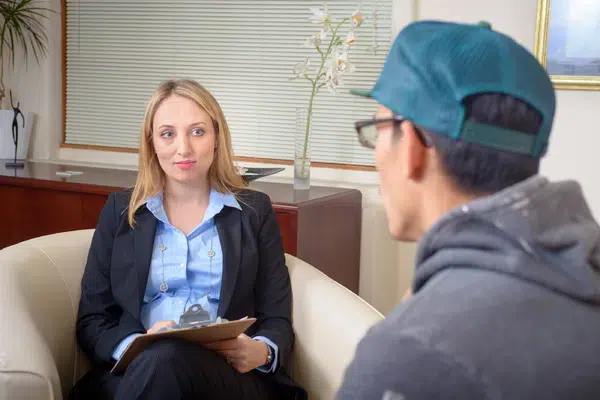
[349,89,373,98]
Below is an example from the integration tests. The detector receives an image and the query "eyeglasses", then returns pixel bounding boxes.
[354,115,432,149]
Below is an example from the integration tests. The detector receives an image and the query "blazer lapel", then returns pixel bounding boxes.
[215,207,242,317]
[132,207,157,319]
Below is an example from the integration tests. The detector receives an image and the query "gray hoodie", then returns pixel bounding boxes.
[336,176,600,400]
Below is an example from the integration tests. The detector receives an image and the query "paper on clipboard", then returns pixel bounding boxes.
[110,317,257,374]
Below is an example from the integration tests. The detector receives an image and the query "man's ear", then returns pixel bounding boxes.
[398,121,428,181]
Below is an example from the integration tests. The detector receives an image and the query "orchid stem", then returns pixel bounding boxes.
[299,18,348,178]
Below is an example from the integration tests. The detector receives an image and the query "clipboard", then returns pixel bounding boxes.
[110,317,257,374]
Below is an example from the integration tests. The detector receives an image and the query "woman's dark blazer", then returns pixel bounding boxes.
[75,188,304,397]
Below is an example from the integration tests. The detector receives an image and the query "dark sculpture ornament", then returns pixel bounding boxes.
[5,90,25,169]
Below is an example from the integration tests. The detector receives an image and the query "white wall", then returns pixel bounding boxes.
[6,0,600,315]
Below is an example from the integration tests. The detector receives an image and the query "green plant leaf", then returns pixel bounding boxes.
[0,0,53,98]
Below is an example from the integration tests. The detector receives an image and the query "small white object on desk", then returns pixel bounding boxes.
[55,170,84,177]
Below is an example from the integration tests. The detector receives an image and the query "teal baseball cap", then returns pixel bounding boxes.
[351,20,556,157]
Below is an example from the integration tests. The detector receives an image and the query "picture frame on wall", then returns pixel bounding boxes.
[534,0,600,91]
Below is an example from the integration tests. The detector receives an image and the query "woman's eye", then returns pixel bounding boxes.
[191,128,205,136]
[160,131,173,138]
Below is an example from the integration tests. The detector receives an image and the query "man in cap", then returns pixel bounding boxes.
[336,20,600,399]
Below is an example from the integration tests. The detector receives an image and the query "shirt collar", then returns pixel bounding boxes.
[145,188,241,226]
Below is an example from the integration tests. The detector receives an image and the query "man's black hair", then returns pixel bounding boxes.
[428,93,543,194]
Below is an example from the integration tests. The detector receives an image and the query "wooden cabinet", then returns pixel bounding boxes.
[0,161,362,293]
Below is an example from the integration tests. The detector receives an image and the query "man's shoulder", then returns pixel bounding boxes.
[335,317,489,400]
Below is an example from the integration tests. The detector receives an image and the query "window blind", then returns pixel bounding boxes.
[64,0,393,166]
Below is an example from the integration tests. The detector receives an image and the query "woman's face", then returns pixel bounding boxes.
[152,94,217,187]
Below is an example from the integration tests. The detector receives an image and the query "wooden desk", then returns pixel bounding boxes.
[0,161,362,293]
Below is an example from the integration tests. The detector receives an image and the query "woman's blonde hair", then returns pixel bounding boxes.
[127,79,248,227]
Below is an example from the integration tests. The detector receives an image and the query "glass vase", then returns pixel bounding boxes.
[294,107,311,190]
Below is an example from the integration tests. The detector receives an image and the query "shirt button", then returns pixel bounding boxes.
[179,263,185,269]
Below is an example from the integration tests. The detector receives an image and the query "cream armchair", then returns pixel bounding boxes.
[0,230,383,400]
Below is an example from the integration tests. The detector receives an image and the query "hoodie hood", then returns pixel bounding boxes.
[414,176,600,304]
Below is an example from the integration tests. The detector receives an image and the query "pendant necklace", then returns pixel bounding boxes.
[158,232,168,292]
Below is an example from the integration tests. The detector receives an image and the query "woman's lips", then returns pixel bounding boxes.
[175,160,196,169]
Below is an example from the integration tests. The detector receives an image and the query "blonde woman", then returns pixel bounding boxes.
[70,80,305,400]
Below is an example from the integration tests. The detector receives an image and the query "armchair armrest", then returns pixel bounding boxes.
[285,254,384,400]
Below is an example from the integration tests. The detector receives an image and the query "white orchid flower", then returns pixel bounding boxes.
[351,9,364,28]
[336,58,356,74]
[335,46,348,60]
[303,28,328,48]
[323,50,346,94]
[292,58,311,79]
[346,29,357,45]
[337,59,356,74]
[309,5,330,25]
[333,47,356,74]
[325,66,342,94]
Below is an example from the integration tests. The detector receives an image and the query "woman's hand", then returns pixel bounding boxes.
[204,334,269,373]
[146,320,176,334]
